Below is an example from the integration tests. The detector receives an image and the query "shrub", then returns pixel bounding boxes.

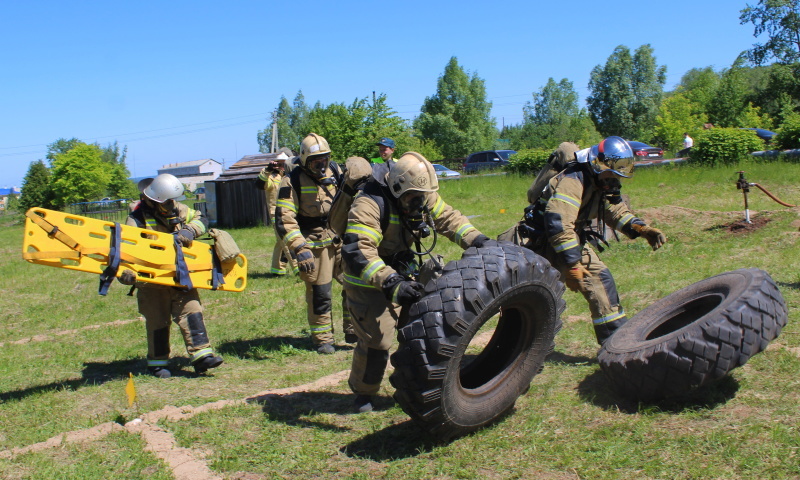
[507,148,552,175]
[774,113,800,150]
[689,128,764,166]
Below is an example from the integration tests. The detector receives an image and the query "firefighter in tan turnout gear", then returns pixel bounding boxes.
[255,157,297,276]
[274,133,354,354]
[517,137,666,345]
[118,173,224,378]
[342,152,493,412]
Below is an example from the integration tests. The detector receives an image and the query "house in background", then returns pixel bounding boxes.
[0,187,21,211]
[205,152,289,228]
[157,159,223,191]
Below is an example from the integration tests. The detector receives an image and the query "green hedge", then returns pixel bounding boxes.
[507,148,553,175]
[775,113,800,150]
[689,128,765,166]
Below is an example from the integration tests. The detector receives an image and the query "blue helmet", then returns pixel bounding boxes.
[589,136,635,178]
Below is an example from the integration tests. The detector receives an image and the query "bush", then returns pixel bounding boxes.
[774,113,800,150]
[689,128,764,166]
[507,148,553,175]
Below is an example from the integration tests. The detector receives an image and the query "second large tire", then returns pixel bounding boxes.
[598,268,788,401]
[389,243,565,441]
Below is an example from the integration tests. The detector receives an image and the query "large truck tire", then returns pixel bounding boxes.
[389,243,565,441]
[598,268,787,402]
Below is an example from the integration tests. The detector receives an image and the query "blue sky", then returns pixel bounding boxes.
[0,0,756,188]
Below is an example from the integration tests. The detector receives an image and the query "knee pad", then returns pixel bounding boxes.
[186,312,210,346]
[312,283,333,315]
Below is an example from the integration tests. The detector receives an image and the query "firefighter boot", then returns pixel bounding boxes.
[354,395,374,413]
[317,342,335,354]
[193,354,224,374]
[148,367,172,379]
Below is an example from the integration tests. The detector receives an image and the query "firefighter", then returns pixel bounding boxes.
[342,152,492,412]
[519,137,666,345]
[255,157,297,276]
[274,133,354,354]
[118,173,223,378]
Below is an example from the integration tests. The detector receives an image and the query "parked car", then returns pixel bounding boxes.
[432,164,461,179]
[462,150,517,173]
[627,141,663,160]
[740,128,776,143]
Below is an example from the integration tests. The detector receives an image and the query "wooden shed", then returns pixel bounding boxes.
[204,153,287,228]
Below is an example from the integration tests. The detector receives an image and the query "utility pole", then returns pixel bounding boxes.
[270,110,278,153]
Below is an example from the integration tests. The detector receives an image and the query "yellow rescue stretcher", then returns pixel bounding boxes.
[22,208,247,293]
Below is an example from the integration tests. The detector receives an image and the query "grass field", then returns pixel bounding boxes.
[1,160,799,479]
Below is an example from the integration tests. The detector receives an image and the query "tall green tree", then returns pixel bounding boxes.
[258,91,310,153]
[518,78,600,149]
[652,94,708,151]
[45,137,82,165]
[587,45,667,141]
[674,67,721,115]
[98,141,137,199]
[740,0,800,65]
[414,57,497,158]
[50,142,110,208]
[304,94,410,161]
[19,160,54,211]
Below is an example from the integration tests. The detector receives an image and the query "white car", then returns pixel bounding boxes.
[433,164,461,179]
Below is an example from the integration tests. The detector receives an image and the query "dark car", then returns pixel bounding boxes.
[462,150,517,173]
[627,141,663,160]
[740,128,776,143]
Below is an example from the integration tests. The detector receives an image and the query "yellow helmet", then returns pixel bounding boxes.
[300,133,330,164]
[387,152,439,198]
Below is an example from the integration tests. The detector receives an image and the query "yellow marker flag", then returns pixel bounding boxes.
[126,372,137,407]
[499,209,507,214]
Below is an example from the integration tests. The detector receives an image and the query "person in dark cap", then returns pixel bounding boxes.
[374,138,396,164]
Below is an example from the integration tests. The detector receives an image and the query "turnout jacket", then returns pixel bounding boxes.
[275,165,339,252]
[342,176,481,290]
[528,163,645,267]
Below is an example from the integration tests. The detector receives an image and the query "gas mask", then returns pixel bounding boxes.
[306,154,330,180]
[399,191,431,238]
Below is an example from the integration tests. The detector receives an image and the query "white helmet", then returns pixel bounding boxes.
[142,174,186,203]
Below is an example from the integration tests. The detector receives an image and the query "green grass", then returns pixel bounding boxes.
[0,160,799,479]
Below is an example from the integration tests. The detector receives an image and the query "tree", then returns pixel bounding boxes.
[304,94,411,161]
[518,78,601,149]
[50,142,110,208]
[587,45,667,141]
[258,91,310,153]
[414,57,497,158]
[45,137,82,165]
[740,0,800,65]
[675,67,721,115]
[19,160,54,211]
[652,94,708,152]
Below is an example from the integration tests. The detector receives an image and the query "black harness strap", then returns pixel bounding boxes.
[98,223,122,296]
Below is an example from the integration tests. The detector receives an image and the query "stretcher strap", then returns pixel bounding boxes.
[98,223,122,296]
[25,210,81,252]
[173,235,194,290]
[210,249,226,290]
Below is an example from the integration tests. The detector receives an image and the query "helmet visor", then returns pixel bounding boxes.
[307,154,330,178]
[399,190,427,214]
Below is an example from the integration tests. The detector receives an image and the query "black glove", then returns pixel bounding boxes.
[176,228,195,247]
[118,269,137,285]
[382,274,423,307]
[295,246,315,273]
[471,234,497,249]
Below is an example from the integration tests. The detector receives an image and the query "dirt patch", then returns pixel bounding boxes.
[712,214,772,235]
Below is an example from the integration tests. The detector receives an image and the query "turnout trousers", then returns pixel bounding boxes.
[136,285,215,367]
[298,244,353,345]
[534,241,627,345]
[344,285,404,396]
